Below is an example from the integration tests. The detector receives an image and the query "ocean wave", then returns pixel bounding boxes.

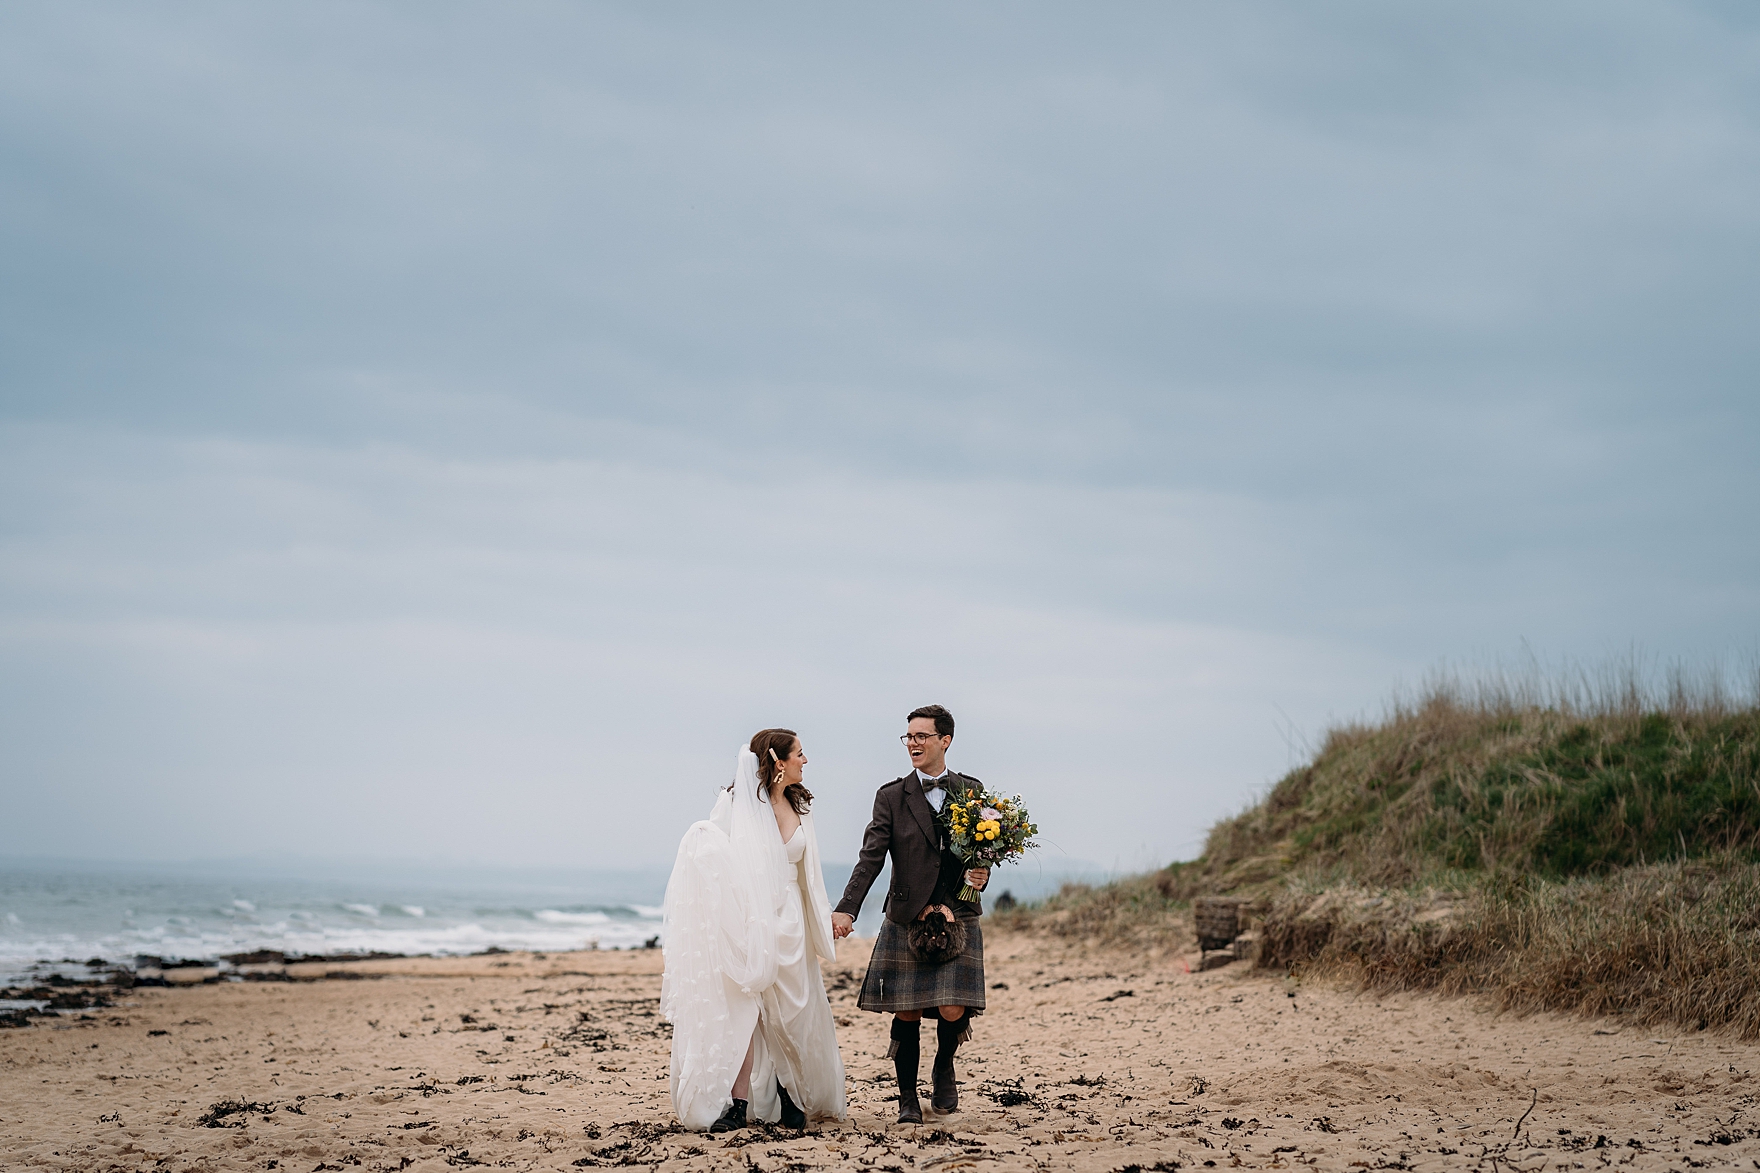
[0,917,663,979]
[532,909,611,926]
[0,868,674,983]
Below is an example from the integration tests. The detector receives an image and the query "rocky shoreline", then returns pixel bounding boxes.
[0,946,576,1025]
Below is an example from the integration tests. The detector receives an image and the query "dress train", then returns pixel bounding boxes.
[660,749,846,1129]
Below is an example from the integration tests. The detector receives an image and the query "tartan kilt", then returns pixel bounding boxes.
[857,916,986,1021]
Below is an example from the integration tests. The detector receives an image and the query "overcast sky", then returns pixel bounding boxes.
[2,2,1756,877]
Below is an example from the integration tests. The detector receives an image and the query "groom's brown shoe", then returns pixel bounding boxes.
[932,1015,963,1113]
[891,1017,923,1124]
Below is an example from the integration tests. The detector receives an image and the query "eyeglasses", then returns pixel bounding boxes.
[900,733,948,745]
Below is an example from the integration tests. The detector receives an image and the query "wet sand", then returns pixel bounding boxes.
[4,930,1758,1171]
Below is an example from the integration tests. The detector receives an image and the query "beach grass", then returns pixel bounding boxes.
[1256,857,1760,1037]
[1007,657,1760,1034]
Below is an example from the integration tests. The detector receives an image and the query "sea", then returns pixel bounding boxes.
[0,855,1101,987]
[0,861,658,985]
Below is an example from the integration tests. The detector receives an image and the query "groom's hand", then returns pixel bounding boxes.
[964,868,990,891]
[831,912,854,939]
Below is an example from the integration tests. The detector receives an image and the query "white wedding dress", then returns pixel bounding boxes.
[660,746,847,1130]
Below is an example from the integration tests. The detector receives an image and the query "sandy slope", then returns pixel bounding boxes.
[4,931,1758,1172]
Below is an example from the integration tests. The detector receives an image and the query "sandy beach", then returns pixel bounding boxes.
[5,930,1758,1172]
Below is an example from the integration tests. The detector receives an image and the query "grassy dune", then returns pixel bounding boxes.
[1007,663,1760,1034]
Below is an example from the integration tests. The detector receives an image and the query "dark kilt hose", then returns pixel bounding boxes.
[839,770,988,1046]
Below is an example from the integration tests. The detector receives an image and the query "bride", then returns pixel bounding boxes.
[660,729,847,1131]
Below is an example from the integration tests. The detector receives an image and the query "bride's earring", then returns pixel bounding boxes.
[768,748,782,791]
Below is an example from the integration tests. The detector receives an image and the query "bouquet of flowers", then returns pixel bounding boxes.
[944,786,1039,900]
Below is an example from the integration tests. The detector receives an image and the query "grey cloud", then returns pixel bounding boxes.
[1,2,1755,869]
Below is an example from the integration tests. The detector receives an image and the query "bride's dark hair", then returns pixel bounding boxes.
[751,727,812,815]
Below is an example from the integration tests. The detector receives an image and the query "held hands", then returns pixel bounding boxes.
[837,869,991,940]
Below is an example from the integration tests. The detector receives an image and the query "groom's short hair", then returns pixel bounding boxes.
[907,704,955,738]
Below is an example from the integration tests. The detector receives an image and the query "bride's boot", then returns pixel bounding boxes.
[890,1017,922,1124]
[709,1099,747,1133]
[932,1014,965,1113]
[777,1081,806,1130]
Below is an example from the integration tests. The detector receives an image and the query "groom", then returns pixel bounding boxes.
[831,704,990,1124]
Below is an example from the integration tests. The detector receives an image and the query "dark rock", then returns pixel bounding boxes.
[45,988,113,1010]
[221,950,287,965]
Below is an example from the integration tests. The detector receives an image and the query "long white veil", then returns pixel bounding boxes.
[660,745,793,1129]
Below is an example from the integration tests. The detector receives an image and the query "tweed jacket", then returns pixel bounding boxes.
[836,770,986,926]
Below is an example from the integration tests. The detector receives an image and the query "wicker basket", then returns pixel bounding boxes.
[1194,897,1242,952]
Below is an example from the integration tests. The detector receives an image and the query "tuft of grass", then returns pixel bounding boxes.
[1257,857,1760,1037]
[989,872,1191,952]
[1192,660,1760,890]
